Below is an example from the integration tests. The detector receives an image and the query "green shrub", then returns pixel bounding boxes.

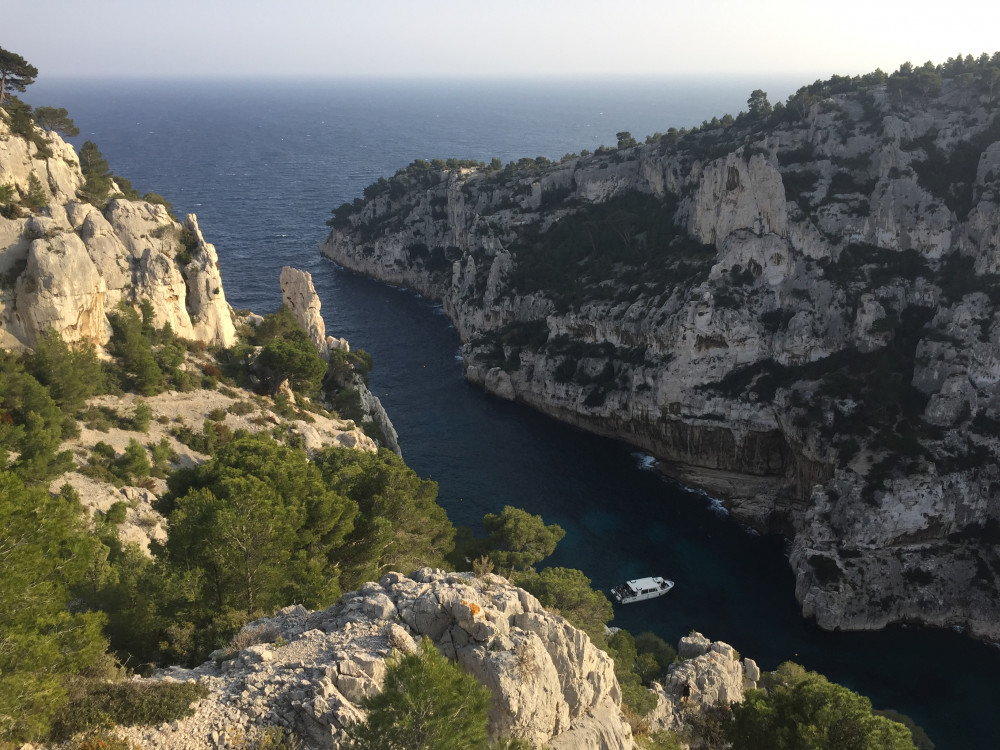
[230,400,257,416]
[51,679,208,739]
[727,662,916,749]
[177,226,198,266]
[104,501,128,525]
[24,171,47,211]
[149,437,177,478]
[0,352,76,481]
[79,405,117,432]
[0,183,15,216]
[345,637,490,750]
[250,306,327,395]
[170,419,233,455]
[77,141,113,207]
[25,328,105,415]
[0,472,107,744]
[114,439,151,483]
[328,347,375,385]
[507,190,716,310]
[107,305,163,395]
[513,566,613,646]
[82,439,151,487]
[608,630,659,716]
[482,505,565,571]
[131,399,153,432]
[143,192,178,221]
[634,631,677,682]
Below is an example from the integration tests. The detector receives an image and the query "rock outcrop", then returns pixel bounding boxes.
[646,632,757,738]
[321,72,1000,640]
[0,111,236,350]
[280,265,401,454]
[280,266,349,358]
[119,569,634,750]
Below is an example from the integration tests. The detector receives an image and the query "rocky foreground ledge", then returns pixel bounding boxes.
[120,570,756,750]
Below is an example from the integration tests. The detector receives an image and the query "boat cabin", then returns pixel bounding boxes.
[611,576,674,604]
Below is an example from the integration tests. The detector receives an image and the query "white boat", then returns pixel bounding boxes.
[611,576,674,604]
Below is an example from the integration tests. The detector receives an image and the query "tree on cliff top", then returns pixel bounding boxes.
[346,637,490,750]
[482,505,566,571]
[32,106,78,138]
[727,662,917,750]
[0,47,37,110]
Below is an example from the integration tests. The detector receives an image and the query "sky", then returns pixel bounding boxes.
[6,0,1000,81]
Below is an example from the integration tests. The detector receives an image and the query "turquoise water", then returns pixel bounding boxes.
[25,78,1000,748]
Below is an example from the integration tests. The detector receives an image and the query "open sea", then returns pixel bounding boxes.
[26,77,1000,749]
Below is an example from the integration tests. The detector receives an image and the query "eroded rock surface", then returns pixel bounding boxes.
[647,632,757,737]
[0,113,236,350]
[118,569,634,750]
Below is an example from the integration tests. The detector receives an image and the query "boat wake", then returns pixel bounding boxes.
[631,451,657,471]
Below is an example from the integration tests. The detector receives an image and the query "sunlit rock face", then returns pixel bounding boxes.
[0,115,236,351]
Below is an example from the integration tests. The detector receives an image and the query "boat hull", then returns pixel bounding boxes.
[611,576,674,604]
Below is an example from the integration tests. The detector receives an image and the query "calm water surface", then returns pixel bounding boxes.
[25,78,1000,748]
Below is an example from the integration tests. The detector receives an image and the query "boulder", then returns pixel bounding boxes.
[647,632,756,736]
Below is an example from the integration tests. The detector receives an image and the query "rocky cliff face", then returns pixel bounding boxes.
[647,631,758,739]
[280,265,401,454]
[120,569,638,749]
[321,73,1000,640]
[0,112,236,350]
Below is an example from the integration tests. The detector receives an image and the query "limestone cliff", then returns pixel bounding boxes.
[647,631,759,739]
[280,266,401,454]
[321,68,1000,640]
[119,569,636,749]
[119,570,758,749]
[0,110,236,350]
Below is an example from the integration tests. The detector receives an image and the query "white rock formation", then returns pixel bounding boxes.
[279,264,401,454]
[118,569,634,750]
[646,632,758,737]
[280,266,348,359]
[0,112,236,350]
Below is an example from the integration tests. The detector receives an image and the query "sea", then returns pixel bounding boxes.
[25,77,1000,749]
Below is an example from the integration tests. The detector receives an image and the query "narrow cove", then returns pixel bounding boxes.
[310,261,999,750]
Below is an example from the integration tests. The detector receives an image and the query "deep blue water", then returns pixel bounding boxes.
[26,77,1000,749]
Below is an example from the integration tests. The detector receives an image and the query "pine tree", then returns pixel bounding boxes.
[77,141,113,207]
[24,172,47,211]
[31,106,79,137]
[25,328,104,414]
[0,47,37,110]
[346,637,491,750]
[0,472,107,743]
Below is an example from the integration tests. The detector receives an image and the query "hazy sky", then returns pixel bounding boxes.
[8,0,1000,80]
